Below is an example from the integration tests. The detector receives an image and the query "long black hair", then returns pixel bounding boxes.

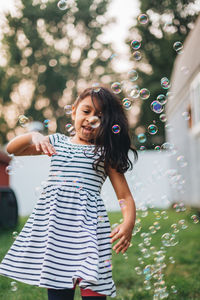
[73,86,138,174]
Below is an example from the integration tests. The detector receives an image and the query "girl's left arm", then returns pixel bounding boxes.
[108,166,136,254]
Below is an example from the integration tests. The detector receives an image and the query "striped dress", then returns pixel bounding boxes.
[0,133,116,297]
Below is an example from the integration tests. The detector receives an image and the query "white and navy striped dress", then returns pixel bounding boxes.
[0,133,116,297]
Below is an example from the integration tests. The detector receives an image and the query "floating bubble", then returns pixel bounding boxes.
[149,226,156,234]
[161,142,175,153]
[92,83,101,92]
[151,101,164,113]
[64,104,72,115]
[154,145,161,151]
[44,119,50,128]
[178,219,188,229]
[131,40,141,50]
[118,199,126,209]
[111,82,121,94]
[173,202,186,212]
[161,233,178,247]
[165,123,173,132]
[182,111,190,121]
[104,259,112,269]
[10,281,18,292]
[169,256,175,264]
[154,211,161,220]
[5,165,14,175]
[112,124,121,134]
[138,257,144,265]
[123,253,128,260]
[138,13,149,25]
[171,223,179,233]
[57,0,68,10]
[154,222,161,230]
[171,285,178,294]
[161,210,169,219]
[148,124,158,135]
[88,116,101,128]
[141,248,151,258]
[140,145,146,151]
[128,70,138,82]
[160,113,167,122]
[135,266,142,275]
[98,216,105,223]
[137,133,147,143]
[191,214,199,224]
[133,51,142,61]
[161,77,170,89]
[173,41,183,52]
[177,155,188,168]
[12,231,18,239]
[122,98,132,110]
[157,94,167,105]
[140,88,150,100]
[129,85,140,98]
[18,114,29,127]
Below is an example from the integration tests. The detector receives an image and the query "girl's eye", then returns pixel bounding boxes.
[83,110,90,114]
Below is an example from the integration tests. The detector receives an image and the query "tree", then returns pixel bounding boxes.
[127,0,200,149]
[0,0,115,145]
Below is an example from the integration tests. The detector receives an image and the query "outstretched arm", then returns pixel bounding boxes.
[108,166,136,254]
[6,132,56,156]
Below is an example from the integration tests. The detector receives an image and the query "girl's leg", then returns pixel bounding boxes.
[47,288,75,300]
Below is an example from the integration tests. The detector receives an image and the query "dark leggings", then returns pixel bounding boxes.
[47,288,107,300]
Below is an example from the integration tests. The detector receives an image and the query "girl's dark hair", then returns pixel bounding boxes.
[74,86,138,174]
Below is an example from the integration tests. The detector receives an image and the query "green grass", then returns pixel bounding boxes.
[0,208,200,300]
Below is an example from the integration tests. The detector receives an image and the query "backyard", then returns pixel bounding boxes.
[0,208,200,300]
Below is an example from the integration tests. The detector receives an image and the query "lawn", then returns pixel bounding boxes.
[0,208,200,300]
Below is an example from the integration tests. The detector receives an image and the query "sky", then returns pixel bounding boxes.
[0,0,140,72]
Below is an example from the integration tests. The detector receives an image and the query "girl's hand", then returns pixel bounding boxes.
[32,132,57,156]
[110,222,133,254]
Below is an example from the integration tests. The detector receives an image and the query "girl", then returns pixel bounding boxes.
[0,86,137,300]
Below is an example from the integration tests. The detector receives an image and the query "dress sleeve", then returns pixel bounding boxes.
[49,133,63,146]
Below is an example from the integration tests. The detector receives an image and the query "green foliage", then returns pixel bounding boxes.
[0,0,115,145]
[128,0,199,149]
[0,209,200,299]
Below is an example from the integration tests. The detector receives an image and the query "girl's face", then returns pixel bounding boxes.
[71,96,102,143]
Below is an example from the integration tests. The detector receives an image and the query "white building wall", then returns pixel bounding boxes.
[9,151,172,217]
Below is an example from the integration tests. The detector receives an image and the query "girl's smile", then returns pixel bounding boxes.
[71,96,102,144]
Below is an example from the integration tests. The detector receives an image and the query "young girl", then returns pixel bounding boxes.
[0,86,137,300]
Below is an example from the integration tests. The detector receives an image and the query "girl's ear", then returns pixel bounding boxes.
[71,104,76,121]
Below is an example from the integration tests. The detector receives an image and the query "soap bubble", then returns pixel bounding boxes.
[112,124,121,134]
[160,114,167,122]
[171,223,179,233]
[140,88,150,100]
[154,145,161,151]
[165,124,173,132]
[104,259,112,269]
[177,155,188,168]
[161,210,169,219]
[43,119,50,128]
[57,0,68,10]
[122,98,132,110]
[173,41,183,52]
[92,83,101,92]
[151,101,164,113]
[88,116,101,128]
[169,256,175,264]
[154,222,161,230]
[148,124,158,135]
[182,111,190,121]
[138,13,149,24]
[140,145,146,151]
[129,85,140,98]
[171,285,178,294]
[161,77,170,89]
[178,219,188,230]
[135,266,142,275]
[173,202,186,212]
[12,231,18,239]
[10,281,18,292]
[161,233,178,247]
[5,165,14,175]
[118,199,126,209]
[149,226,156,234]
[191,214,199,224]
[133,51,142,61]
[137,133,147,143]
[98,215,105,223]
[131,40,141,50]
[18,115,29,127]
[65,123,75,135]
[154,211,161,220]
[111,82,121,94]
[64,104,72,115]
[128,70,138,81]
[157,94,167,105]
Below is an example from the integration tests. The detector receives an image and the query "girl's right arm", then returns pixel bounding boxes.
[6,132,57,156]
